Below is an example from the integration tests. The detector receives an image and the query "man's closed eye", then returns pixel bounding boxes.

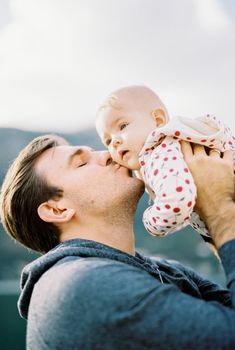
[77,163,87,168]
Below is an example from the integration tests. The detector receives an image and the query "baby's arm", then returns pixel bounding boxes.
[134,170,156,201]
[141,137,197,236]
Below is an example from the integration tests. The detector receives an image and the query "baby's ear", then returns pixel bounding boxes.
[151,108,168,127]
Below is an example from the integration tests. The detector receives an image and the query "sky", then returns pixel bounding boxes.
[0,0,235,133]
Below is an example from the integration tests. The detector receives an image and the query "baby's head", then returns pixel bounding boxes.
[95,85,169,170]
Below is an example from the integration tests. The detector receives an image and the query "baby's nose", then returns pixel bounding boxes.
[112,136,122,147]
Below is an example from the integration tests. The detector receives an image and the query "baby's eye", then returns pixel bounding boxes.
[105,139,111,146]
[120,123,128,131]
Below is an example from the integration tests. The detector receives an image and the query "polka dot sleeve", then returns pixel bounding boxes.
[140,137,197,237]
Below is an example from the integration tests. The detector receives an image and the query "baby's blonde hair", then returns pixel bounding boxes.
[97,94,120,113]
[97,85,169,118]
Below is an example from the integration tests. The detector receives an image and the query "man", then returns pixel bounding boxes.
[1,134,235,349]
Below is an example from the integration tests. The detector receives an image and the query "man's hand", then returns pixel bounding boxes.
[181,141,235,249]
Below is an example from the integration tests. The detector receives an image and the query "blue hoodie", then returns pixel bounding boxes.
[18,238,235,349]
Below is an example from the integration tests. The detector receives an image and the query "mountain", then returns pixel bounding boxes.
[0,128,225,284]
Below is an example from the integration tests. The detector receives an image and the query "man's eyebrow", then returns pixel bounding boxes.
[67,147,94,167]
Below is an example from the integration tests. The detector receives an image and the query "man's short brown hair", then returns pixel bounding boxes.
[0,134,68,253]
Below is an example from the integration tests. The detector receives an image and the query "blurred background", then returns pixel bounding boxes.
[0,0,235,349]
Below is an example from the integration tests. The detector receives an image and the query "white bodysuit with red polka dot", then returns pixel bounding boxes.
[139,114,235,237]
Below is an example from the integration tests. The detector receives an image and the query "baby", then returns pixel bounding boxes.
[95,85,235,238]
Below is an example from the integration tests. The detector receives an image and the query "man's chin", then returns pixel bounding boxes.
[138,179,145,195]
[131,177,145,197]
[128,168,133,177]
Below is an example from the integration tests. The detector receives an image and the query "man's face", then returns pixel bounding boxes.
[96,104,157,171]
[35,145,144,218]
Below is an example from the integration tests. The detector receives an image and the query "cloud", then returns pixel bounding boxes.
[0,0,234,132]
[193,0,232,32]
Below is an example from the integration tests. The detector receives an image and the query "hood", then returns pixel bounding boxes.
[18,238,157,319]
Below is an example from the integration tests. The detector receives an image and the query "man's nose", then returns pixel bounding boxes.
[96,150,113,166]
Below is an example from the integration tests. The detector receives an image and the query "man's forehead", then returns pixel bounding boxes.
[35,145,91,174]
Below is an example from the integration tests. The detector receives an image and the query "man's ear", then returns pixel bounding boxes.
[37,200,75,224]
[151,108,168,127]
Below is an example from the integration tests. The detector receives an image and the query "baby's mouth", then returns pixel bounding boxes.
[120,150,129,161]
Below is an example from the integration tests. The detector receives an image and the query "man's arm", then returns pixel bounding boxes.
[163,258,232,307]
[181,142,235,249]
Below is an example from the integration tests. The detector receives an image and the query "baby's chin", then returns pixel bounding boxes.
[113,154,140,170]
[122,159,140,171]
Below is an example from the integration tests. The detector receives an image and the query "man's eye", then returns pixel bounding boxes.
[120,123,128,130]
[77,163,87,168]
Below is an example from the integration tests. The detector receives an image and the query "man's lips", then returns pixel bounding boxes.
[113,163,132,176]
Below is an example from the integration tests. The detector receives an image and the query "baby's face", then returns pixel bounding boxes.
[96,105,157,170]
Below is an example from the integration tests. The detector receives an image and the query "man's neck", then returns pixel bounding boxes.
[60,216,136,256]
